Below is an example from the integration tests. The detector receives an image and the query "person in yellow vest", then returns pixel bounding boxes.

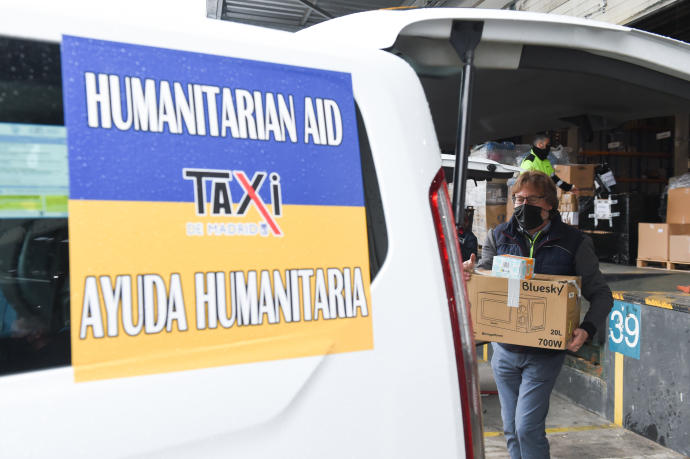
[521,134,579,194]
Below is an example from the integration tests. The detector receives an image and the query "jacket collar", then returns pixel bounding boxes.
[505,213,565,244]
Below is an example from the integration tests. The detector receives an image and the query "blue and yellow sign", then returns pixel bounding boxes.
[608,300,641,359]
[62,36,373,381]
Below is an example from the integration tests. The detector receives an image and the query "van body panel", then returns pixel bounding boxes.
[9,1,690,457]
[300,8,632,50]
[0,1,467,457]
[299,8,690,81]
[299,9,690,147]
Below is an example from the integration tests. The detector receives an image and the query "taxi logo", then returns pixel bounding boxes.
[183,168,283,237]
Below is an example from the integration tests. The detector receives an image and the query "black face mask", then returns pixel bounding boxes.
[532,144,550,160]
[514,204,545,231]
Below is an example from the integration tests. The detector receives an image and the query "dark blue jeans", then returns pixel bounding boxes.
[491,343,566,459]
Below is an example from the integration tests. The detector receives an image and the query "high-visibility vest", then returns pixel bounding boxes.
[520,150,554,176]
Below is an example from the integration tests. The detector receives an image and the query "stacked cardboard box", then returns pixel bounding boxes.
[558,192,579,226]
[638,189,690,265]
[665,187,690,264]
[667,188,690,224]
[553,164,596,197]
[637,223,690,261]
[670,235,690,263]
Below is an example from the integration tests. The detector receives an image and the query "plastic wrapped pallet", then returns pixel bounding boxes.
[549,145,576,165]
[465,178,508,245]
[668,172,690,190]
[471,141,531,167]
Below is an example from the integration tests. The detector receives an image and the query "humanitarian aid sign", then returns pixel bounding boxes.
[62,36,373,382]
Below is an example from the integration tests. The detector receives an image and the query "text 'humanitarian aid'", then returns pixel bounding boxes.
[62,36,373,382]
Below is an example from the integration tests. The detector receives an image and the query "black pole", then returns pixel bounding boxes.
[452,54,474,227]
[449,21,483,228]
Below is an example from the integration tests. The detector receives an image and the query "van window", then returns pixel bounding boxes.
[0,36,388,376]
[355,105,388,280]
[0,37,69,375]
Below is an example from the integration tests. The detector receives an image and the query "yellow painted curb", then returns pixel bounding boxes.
[615,352,624,426]
[484,423,617,438]
[644,296,674,310]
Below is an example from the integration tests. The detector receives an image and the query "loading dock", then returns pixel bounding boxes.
[481,365,686,458]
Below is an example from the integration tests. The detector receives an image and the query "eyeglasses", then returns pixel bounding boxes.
[512,195,544,205]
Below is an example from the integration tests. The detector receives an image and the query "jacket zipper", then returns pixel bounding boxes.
[501,231,529,257]
[503,230,562,258]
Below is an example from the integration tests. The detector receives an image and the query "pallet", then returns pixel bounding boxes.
[637,259,668,269]
[669,261,690,271]
[637,259,690,271]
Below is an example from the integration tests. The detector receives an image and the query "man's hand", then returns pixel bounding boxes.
[566,327,589,352]
[463,253,476,281]
[570,185,580,196]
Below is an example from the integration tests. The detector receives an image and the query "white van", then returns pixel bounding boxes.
[0,2,482,458]
[2,2,690,458]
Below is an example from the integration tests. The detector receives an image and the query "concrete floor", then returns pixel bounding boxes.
[478,362,685,458]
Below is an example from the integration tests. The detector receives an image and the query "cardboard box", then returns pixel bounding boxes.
[553,164,596,196]
[669,235,690,263]
[466,179,508,244]
[492,255,535,279]
[667,188,690,224]
[558,192,579,212]
[558,192,579,226]
[637,223,690,261]
[470,205,508,245]
[467,272,580,350]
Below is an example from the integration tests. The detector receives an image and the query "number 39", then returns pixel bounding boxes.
[609,310,639,347]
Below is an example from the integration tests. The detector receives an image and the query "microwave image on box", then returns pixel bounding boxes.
[476,291,546,333]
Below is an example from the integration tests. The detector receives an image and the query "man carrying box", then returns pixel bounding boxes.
[463,170,612,459]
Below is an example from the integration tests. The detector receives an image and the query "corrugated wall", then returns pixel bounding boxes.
[513,0,679,25]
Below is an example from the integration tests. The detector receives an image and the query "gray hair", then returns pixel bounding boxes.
[533,133,550,144]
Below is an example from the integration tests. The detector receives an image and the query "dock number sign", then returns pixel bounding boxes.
[62,37,373,382]
[608,300,641,359]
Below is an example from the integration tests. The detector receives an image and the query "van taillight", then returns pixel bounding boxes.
[429,169,484,459]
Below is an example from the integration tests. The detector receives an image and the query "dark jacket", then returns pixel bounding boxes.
[479,213,613,352]
[457,228,478,263]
